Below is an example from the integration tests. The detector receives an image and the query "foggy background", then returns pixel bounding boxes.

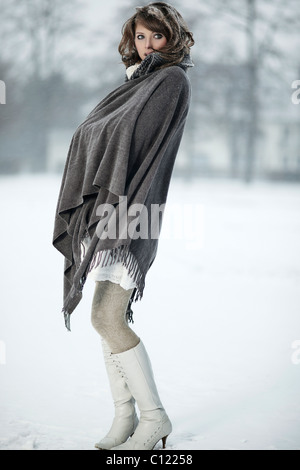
[1,0,300,181]
[0,0,300,451]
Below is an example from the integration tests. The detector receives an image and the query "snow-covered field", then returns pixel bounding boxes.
[0,174,299,450]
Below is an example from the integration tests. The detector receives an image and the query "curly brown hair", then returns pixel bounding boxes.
[118,2,194,69]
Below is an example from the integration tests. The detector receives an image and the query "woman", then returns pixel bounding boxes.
[53,2,194,450]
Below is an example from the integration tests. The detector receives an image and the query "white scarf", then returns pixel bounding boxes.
[126,63,141,80]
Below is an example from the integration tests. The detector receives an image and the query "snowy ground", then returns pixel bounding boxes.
[0,173,299,450]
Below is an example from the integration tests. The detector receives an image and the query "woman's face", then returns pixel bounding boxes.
[134,22,167,61]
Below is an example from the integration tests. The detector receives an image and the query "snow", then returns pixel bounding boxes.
[0,173,299,450]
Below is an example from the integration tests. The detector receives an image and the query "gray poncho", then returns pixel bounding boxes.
[53,53,193,329]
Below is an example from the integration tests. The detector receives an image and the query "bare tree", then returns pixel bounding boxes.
[0,0,88,172]
[211,0,300,181]
[0,0,85,80]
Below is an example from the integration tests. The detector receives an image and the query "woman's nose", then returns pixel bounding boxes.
[145,37,153,49]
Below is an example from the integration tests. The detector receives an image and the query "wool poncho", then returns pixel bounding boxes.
[53,52,193,329]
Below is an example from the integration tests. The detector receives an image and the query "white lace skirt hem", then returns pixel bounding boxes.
[81,236,137,291]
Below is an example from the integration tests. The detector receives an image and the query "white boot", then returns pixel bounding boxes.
[95,340,139,450]
[110,340,172,450]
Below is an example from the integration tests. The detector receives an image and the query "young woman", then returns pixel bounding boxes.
[53,2,194,450]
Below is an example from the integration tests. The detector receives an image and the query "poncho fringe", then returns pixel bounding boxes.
[63,243,142,331]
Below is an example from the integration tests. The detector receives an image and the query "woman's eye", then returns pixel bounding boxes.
[136,33,164,40]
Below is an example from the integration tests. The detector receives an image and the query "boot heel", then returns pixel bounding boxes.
[162,435,168,449]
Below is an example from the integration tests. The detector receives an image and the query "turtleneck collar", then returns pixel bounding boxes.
[125,52,194,82]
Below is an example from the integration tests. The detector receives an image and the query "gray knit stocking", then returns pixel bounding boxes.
[91,280,140,354]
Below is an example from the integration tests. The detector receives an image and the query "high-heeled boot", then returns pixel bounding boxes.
[110,340,172,450]
[95,339,139,450]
